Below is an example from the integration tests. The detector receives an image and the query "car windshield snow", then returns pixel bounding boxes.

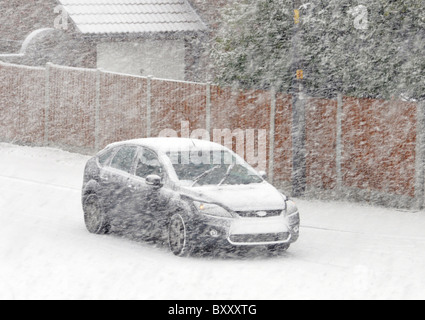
[166,150,263,186]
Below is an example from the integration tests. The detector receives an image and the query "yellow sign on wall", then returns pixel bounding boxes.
[294,10,300,24]
[296,69,304,80]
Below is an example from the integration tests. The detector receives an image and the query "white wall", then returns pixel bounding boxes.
[97,39,186,80]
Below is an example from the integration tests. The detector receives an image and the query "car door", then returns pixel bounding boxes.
[129,147,170,239]
[97,147,120,212]
[103,145,138,231]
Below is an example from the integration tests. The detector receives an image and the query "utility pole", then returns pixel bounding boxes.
[291,0,307,197]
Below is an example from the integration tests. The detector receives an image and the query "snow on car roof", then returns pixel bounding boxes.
[107,138,228,153]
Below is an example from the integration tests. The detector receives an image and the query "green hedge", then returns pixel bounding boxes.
[211,0,425,100]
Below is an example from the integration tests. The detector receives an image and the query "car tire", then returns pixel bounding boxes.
[83,194,110,235]
[168,213,193,257]
[267,244,290,255]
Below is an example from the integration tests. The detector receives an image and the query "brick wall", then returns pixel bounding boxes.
[0,0,58,53]
[342,97,417,198]
[305,98,338,190]
[0,63,45,144]
[0,61,421,207]
[187,0,230,31]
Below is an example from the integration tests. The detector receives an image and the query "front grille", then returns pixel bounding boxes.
[229,232,290,244]
[236,210,282,218]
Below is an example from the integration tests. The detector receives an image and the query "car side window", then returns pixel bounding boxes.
[98,148,115,167]
[110,146,138,173]
[135,148,163,179]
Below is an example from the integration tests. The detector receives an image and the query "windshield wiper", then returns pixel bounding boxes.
[218,163,236,186]
[191,165,222,187]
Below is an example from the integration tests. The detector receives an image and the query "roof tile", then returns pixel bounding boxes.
[58,0,207,34]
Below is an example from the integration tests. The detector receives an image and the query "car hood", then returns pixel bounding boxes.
[180,182,286,212]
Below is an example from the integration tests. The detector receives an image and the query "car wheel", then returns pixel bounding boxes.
[83,194,110,235]
[168,213,192,257]
[267,244,290,255]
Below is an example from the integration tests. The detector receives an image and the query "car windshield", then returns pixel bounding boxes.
[166,150,264,186]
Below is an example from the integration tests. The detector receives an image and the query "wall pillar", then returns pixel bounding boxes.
[414,101,425,210]
[336,93,343,194]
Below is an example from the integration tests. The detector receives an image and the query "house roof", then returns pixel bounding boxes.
[58,0,207,35]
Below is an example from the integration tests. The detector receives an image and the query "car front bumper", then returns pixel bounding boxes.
[192,212,300,248]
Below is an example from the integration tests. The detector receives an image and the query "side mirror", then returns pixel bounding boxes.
[146,175,163,189]
[258,171,268,180]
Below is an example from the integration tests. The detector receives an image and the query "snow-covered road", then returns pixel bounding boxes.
[1,143,425,300]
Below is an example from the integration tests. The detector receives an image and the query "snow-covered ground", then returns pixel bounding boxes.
[1,142,425,300]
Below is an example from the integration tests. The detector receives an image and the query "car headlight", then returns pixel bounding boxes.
[194,201,232,218]
[285,200,298,216]
[284,199,300,227]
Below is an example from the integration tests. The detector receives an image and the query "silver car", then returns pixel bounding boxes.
[82,138,300,256]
